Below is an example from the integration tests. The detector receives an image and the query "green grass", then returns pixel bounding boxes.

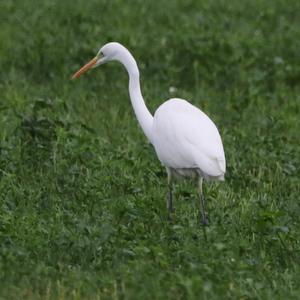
[1,0,300,299]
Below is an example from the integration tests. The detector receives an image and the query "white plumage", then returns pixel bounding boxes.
[72,42,226,227]
[152,98,225,180]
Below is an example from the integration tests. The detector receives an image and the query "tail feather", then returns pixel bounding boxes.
[216,157,226,174]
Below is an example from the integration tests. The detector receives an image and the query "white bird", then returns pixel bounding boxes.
[72,42,226,227]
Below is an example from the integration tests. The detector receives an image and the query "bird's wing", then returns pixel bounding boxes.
[152,98,226,177]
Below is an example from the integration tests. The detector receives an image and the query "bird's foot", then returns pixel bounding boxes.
[201,215,209,227]
[167,208,175,222]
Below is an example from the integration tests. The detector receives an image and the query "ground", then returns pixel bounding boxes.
[0,0,300,299]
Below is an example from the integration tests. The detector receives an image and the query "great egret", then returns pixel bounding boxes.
[72,42,226,227]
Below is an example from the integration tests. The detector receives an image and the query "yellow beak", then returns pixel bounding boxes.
[72,57,98,79]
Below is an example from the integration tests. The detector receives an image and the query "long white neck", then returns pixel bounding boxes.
[118,49,154,144]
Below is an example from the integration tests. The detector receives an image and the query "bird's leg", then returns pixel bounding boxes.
[166,168,174,218]
[198,177,209,227]
[168,181,173,214]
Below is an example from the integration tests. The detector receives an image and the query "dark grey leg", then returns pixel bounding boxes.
[198,177,208,238]
[168,181,173,213]
[166,168,174,217]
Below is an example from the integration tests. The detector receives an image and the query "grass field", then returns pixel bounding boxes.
[1,0,300,299]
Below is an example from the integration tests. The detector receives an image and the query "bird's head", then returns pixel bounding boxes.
[72,42,128,79]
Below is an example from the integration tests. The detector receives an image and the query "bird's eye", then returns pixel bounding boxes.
[97,51,104,59]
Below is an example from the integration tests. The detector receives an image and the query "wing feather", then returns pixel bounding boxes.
[152,98,226,177]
